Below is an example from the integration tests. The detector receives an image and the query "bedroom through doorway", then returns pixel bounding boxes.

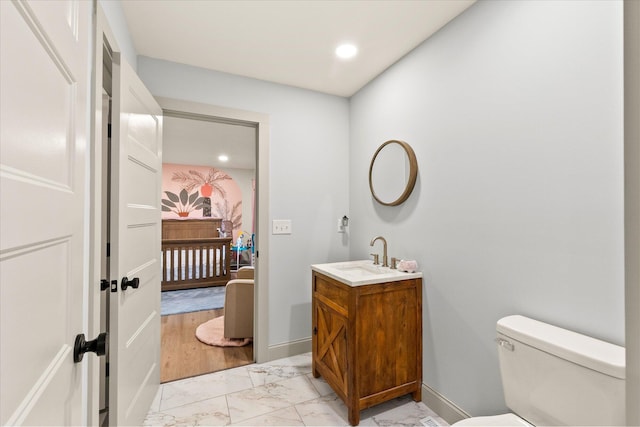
[159,111,257,383]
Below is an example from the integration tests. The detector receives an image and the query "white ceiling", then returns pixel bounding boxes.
[121,0,476,97]
[163,115,256,170]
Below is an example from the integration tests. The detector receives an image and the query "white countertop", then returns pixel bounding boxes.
[311,260,422,287]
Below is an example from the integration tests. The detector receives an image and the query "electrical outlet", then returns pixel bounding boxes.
[272,219,292,235]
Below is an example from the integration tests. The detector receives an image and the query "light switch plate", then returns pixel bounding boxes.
[272,219,292,235]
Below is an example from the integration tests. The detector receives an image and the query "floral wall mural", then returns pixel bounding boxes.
[162,163,243,237]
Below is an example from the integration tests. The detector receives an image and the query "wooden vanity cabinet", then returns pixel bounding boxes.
[311,271,422,426]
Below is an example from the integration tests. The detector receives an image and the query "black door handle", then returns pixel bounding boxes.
[73,332,108,363]
[121,276,139,291]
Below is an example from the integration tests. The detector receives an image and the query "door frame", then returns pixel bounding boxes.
[156,97,270,364]
[624,1,640,425]
[87,5,121,425]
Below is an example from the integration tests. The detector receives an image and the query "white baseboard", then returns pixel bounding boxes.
[267,337,312,361]
[422,383,469,425]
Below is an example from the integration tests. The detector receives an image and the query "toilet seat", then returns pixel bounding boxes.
[452,413,533,426]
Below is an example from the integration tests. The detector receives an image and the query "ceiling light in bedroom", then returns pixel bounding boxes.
[335,43,358,59]
[218,154,229,162]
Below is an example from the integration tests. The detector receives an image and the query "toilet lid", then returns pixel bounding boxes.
[453,413,533,427]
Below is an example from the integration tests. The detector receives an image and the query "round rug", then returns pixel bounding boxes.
[195,316,252,347]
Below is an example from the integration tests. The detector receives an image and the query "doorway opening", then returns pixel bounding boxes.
[154,98,270,371]
[159,111,257,382]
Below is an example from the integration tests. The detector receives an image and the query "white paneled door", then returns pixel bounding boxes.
[109,54,163,426]
[0,0,91,425]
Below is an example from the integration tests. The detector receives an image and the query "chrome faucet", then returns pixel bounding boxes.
[370,236,388,267]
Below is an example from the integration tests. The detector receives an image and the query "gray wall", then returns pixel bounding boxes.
[137,57,351,346]
[349,0,624,416]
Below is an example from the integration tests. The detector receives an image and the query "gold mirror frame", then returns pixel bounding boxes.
[368,139,418,206]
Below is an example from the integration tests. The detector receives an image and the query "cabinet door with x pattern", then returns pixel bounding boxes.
[312,274,349,400]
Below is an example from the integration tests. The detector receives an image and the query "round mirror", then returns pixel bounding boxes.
[369,140,418,206]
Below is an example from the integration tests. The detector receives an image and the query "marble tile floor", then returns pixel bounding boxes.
[145,352,449,427]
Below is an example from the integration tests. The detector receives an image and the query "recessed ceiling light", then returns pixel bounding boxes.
[335,43,358,60]
[218,154,229,162]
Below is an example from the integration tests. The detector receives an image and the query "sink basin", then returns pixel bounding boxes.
[311,260,422,286]
[334,263,386,276]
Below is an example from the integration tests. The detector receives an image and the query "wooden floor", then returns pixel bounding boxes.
[160,308,254,383]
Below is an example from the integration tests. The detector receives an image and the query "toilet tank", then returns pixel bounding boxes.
[496,315,625,426]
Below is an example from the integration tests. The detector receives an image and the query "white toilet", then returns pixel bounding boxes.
[453,315,625,426]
